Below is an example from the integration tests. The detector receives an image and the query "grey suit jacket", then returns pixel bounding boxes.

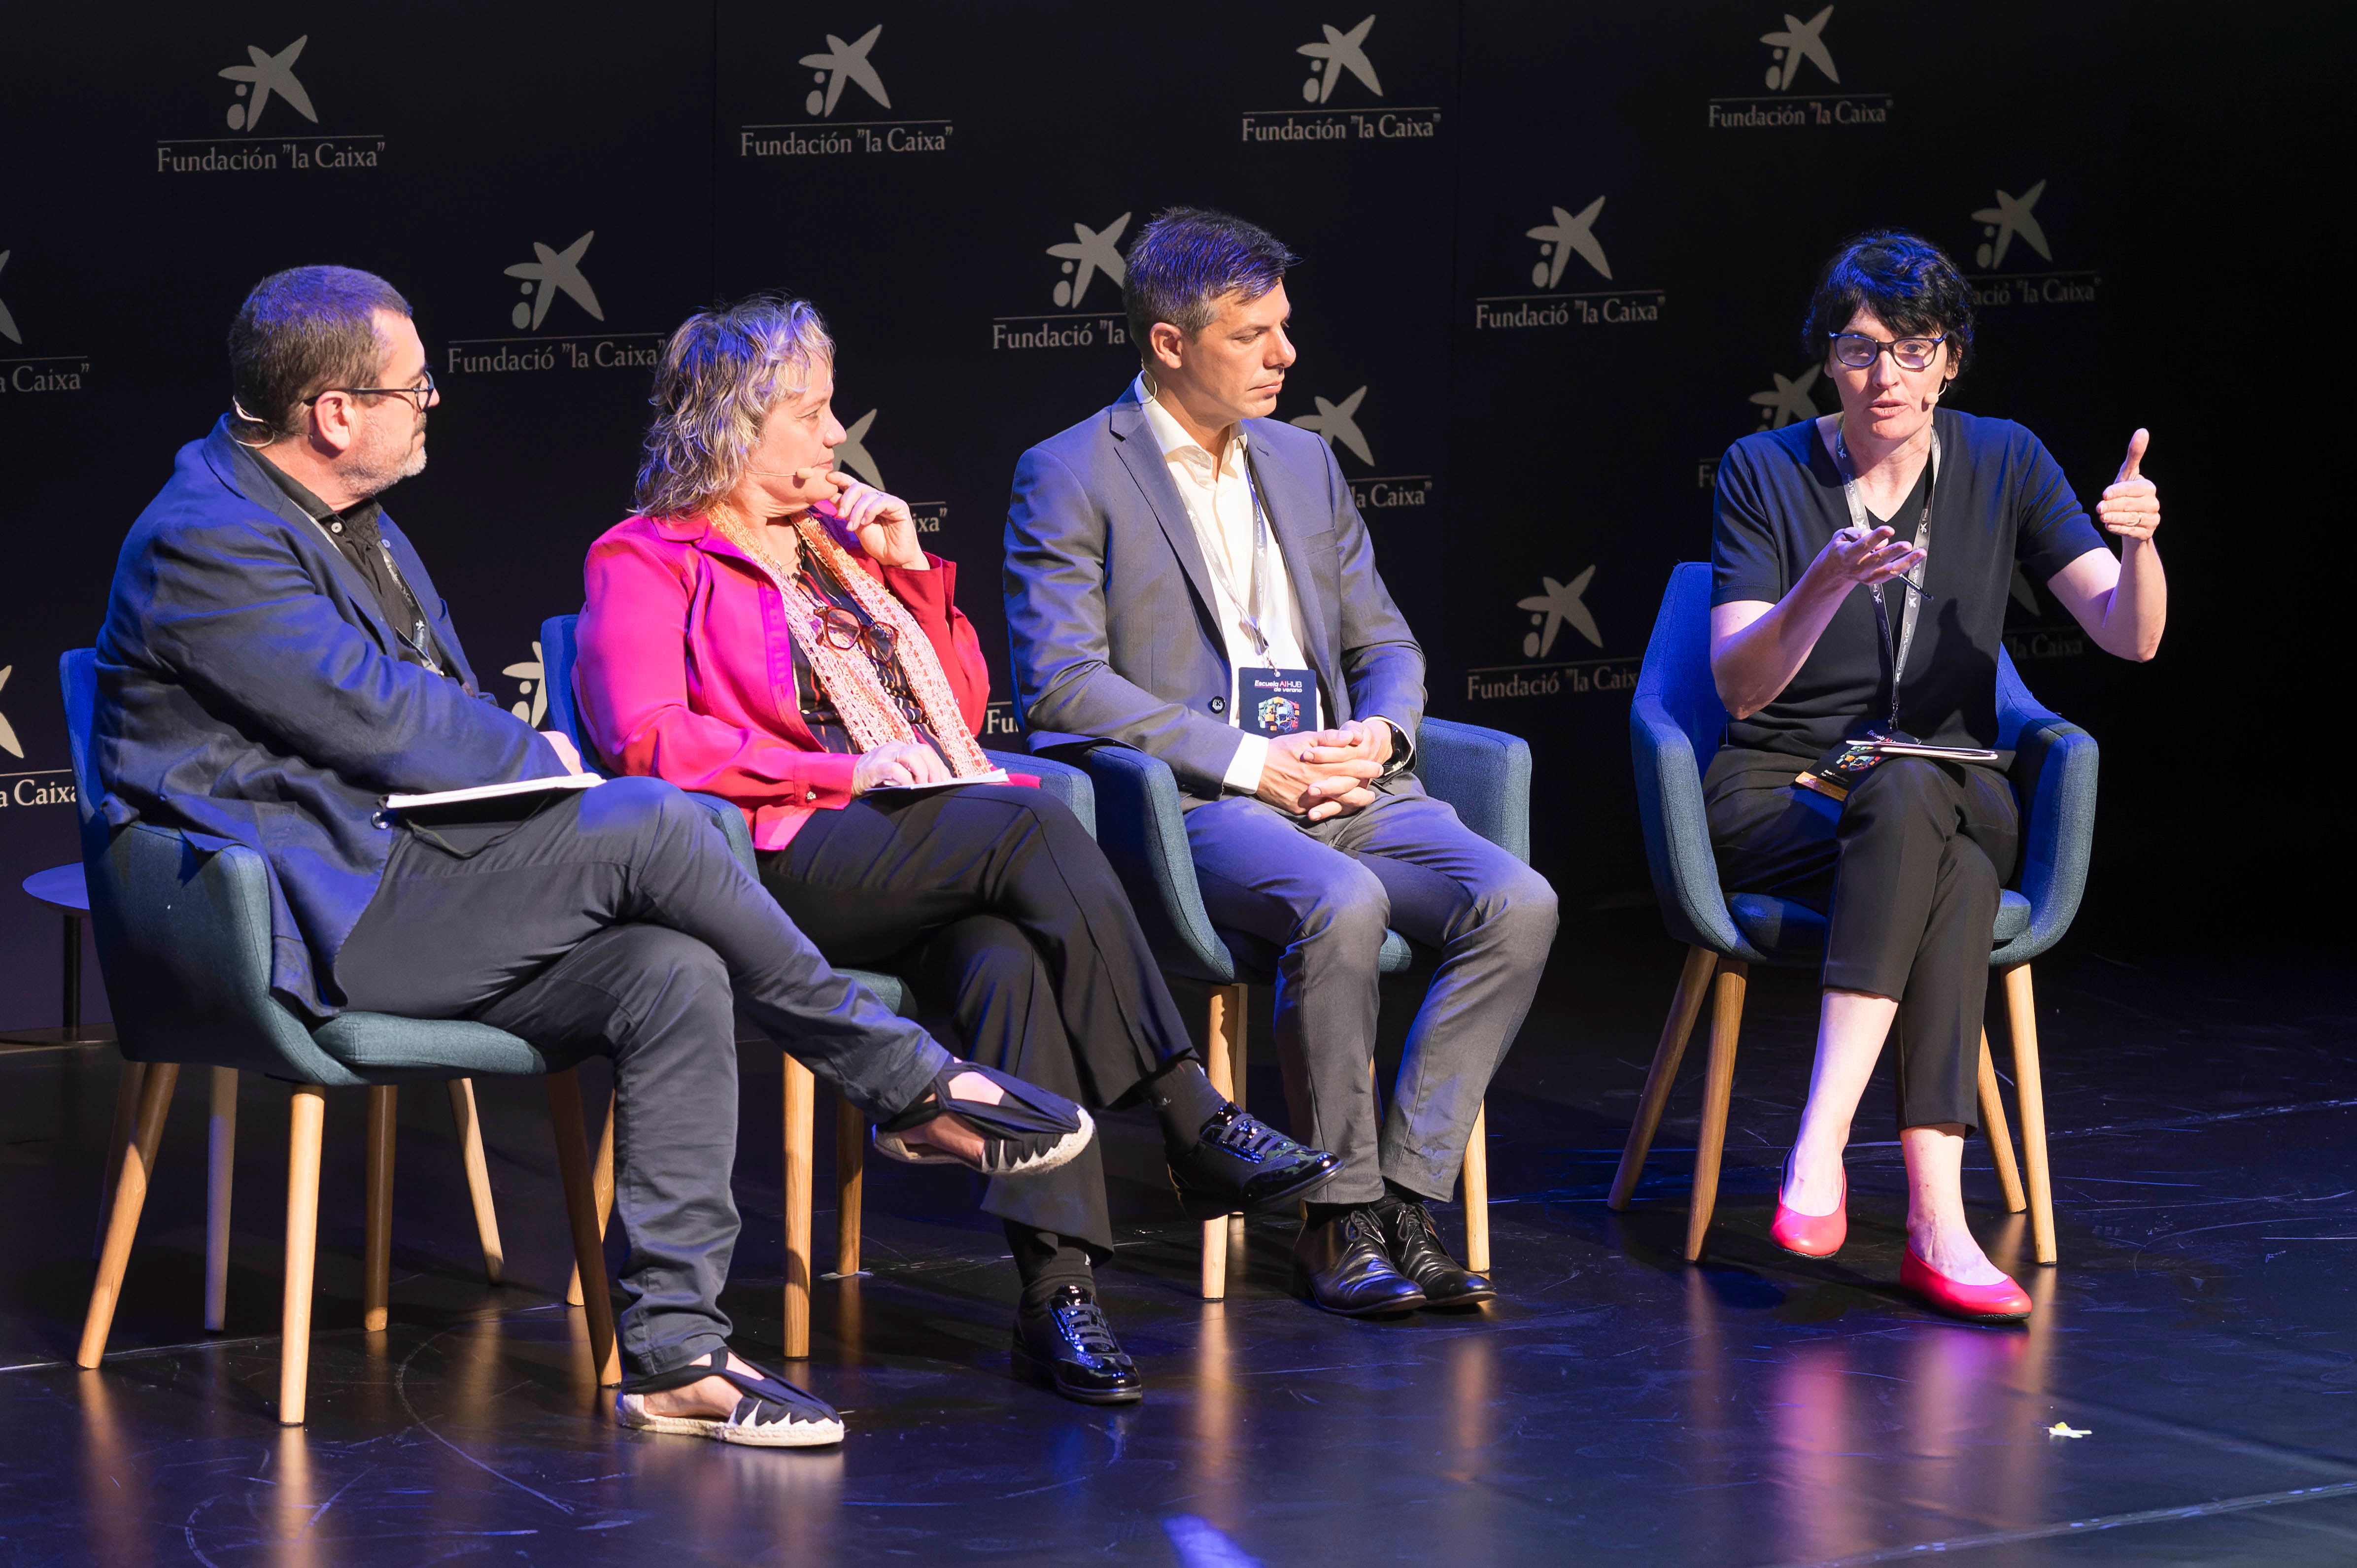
[1003,383,1424,797]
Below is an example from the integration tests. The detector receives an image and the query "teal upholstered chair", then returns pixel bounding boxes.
[1611,563,2098,1264]
[538,612,1097,1354]
[63,650,617,1423]
[1051,717,1531,1299]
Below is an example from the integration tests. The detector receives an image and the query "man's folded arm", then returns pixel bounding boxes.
[1004,444,1246,793]
[136,518,562,792]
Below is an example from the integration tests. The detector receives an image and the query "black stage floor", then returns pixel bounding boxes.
[1,914,2351,1566]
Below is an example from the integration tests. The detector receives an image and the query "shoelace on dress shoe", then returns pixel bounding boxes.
[1390,1199,1440,1249]
[1048,1288,1125,1358]
[1203,1105,1287,1163]
[1341,1208,1389,1251]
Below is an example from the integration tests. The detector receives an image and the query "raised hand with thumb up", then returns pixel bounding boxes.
[2094,428,2160,541]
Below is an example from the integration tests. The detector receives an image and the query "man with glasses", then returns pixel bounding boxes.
[91,266,1096,1446]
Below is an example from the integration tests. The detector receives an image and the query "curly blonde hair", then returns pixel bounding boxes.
[635,293,834,520]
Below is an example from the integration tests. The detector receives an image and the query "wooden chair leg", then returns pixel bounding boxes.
[205,1067,237,1332]
[564,1088,615,1307]
[94,1058,149,1259]
[547,1069,620,1386]
[77,1062,179,1368]
[834,1094,865,1277]
[1610,945,1718,1210]
[1199,984,1246,1301]
[362,1086,397,1333]
[1463,1102,1490,1274]
[279,1084,327,1425]
[446,1079,506,1286]
[1683,960,1747,1262]
[782,1058,816,1359]
[2002,965,2056,1264]
[1976,1028,2027,1214]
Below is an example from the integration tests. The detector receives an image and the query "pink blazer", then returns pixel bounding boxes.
[576,513,995,851]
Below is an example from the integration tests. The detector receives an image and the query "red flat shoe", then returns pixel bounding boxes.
[1770,1150,1847,1258]
[1901,1246,2032,1323]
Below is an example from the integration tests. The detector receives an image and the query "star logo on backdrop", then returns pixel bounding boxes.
[1750,364,1822,428]
[1290,386,1372,466]
[0,666,24,759]
[0,251,20,345]
[800,25,889,117]
[1527,198,1611,287]
[503,642,547,727]
[504,232,603,331]
[1973,179,2051,268]
[1759,6,1838,91]
[836,409,885,488]
[1519,570,1602,658]
[218,35,316,132]
[1298,15,1382,103]
[1046,213,1130,309]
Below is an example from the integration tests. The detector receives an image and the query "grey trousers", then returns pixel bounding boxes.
[335,776,954,1376]
[1184,779,1558,1205]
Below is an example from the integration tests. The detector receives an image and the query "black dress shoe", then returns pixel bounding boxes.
[1375,1196,1495,1307]
[1012,1285,1144,1405]
[1167,1104,1341,1222]
[1292,1207,1427,1316]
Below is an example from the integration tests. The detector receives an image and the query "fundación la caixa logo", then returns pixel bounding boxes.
[157,34,386,175]
[1242,15,1440,146]
[445,230,664,376]
[1465,563,1626,704]
[1963,177,2100,309]
[740,23,952,160]
[0,662,80,810]
[1287,385,1433,513]
[991,212,1135,352]
[1473,195,1665,333]
[0,249,91,399]
[1708,7,1891,131]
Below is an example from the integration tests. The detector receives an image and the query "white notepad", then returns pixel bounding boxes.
[863,768,1011,796]
[380,774,604,812]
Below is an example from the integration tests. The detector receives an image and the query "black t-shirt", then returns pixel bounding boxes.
[1710,407,2106,758]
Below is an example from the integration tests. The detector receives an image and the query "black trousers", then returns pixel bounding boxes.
[336,777,953,1376]
[759,784,1197,1252]
[1704,750,2018,1130]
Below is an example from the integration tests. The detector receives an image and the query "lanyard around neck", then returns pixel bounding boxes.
[1188,444,1281,669]
[1830,421,1938,734]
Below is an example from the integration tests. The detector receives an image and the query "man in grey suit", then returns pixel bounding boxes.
[1004,208,1558,1316]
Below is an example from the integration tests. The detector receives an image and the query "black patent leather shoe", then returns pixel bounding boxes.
[1012,1286,1144,1405]
[1168,1104,1342,1222]
[1292,1207,1426,1317]
[1375,1196,1495,1308]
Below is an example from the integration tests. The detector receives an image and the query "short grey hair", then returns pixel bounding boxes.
[228,266,411,442]
[635,294,834,520]
[1123,207,1298,358]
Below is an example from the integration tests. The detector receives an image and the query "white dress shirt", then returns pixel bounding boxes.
[1133,374,1323,792]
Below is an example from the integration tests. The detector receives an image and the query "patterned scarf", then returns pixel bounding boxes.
[710,510,993,776]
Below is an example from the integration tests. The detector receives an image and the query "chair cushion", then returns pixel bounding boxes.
[310,1013,548,1077]
[1727,889,2033,965]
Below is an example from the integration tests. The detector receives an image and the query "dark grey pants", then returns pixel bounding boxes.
[1184,780,1559,1206]
[335,776,953,1376]
[1705,749,2019,1130]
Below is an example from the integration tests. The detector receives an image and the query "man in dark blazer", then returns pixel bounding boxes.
[95,266,1088,1446]
[1004,210,1558,1316]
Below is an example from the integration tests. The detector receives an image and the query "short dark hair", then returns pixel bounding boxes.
[1801,231,1975,376]
[228,265,411,441]
[1123,207,1298,359]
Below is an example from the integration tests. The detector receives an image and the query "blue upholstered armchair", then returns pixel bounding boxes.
[538,612,1098,1354]
[1052,716,1532,1299]
[1612,563,2098,1263]
[61,650,618,1424]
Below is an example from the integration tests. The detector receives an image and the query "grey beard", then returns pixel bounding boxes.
[346,436,427,501]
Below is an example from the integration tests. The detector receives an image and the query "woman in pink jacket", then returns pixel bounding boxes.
[576,295,1335,1404]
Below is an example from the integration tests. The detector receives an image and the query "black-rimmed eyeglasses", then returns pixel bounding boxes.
[1827,332,1946,372]
[305,370,438,410]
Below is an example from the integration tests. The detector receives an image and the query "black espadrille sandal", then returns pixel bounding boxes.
[614,1350,846,1448]
[871,1061,1095,1177]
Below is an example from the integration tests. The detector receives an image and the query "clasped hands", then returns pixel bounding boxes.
[1257,718,1393,822]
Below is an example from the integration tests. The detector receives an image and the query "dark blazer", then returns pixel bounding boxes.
[1003,383,1424,797]
[94,417,561,1016]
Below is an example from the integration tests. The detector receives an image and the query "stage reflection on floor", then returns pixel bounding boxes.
[3,925,2354,1566]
